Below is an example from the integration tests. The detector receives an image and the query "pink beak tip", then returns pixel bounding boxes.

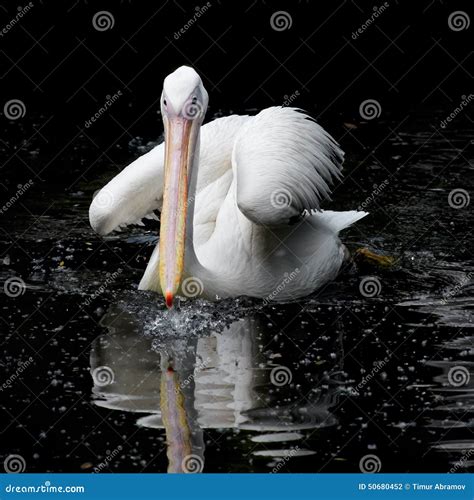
[165,291,174,309]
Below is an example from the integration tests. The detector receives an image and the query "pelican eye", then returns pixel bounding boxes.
[163,99,167,106]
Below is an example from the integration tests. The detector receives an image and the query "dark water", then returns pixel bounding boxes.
[1,109,473,474]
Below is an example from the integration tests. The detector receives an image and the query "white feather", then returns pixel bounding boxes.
[90,100,367,300]
[234,107,344,225]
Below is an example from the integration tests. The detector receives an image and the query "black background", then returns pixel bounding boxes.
[0,0,472,188]
[0,1,473,475]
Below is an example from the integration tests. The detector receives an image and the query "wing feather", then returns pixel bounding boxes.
[234,107,344,226]
[89,114,249,236]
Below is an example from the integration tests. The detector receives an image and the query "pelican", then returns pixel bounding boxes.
[89,66,367,308]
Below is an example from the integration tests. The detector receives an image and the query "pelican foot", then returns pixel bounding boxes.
[353,247,395,269]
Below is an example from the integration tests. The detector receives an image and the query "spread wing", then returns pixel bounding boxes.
[89,115,250,235]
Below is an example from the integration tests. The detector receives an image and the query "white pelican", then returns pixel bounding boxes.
[89,66,367,308]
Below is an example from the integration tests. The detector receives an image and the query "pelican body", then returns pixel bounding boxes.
[89,66,367,307]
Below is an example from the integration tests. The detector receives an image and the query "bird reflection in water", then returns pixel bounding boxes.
[89,304,345,472]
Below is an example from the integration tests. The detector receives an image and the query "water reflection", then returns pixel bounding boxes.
[89,304,344,472]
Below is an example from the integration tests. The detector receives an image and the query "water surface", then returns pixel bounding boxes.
[1,109,473,473]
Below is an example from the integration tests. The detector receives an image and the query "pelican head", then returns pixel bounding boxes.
[159,66,208,308]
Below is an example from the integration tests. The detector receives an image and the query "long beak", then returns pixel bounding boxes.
[159,115,194,308]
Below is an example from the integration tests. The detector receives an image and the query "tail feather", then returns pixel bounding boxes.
[316,210,368,233]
